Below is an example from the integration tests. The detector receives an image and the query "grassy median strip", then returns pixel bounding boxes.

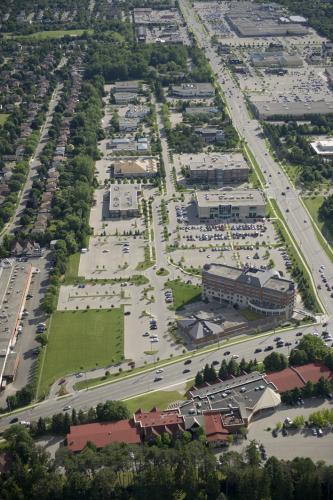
[302,196,333,263]
[37,308,124,398]
[243,143,266,187]
[269,199,323,314]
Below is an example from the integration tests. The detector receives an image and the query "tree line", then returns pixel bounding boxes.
[1,424,333,499]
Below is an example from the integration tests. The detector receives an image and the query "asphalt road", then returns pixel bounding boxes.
[0,84,62,242]
[179,0,332,317]
[0,321,326,429]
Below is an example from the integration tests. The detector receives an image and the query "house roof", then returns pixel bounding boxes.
[67,420,141,452]
[266,363,333,393]
[204,412,229,442]
[265,367,304,392]
[295,362,333,384]
[134,407,184,428]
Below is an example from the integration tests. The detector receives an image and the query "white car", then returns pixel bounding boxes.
[232,354,239,359]
[156,369,164,374]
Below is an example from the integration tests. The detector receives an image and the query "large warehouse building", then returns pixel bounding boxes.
[202,263,296,319]
[250,98,333,120]
[195,189,265,221]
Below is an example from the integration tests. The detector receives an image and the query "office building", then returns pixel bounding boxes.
[171,83,215,99]
[195,189,265,221]
[111,157,159,178]
[108,184,140,218]
[310,138,333,157]
[187,153,249,184]
[202,263,296,319]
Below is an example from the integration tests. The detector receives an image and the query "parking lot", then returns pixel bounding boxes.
[78,235,146,279]
[227,399,333,464]
[165,194,298,289]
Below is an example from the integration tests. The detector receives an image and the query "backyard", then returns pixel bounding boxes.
[37,308,124,397]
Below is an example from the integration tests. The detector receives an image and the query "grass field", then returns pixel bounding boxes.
[37,308,124,397]
[165,279,201,310]
[302,196,333,263]
[7,29,93,40]
[125,390,185,414]
[0,114,10,126]
[64,252,81,283]
[239,308,263,321]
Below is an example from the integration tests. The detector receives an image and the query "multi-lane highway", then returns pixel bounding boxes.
[179,0,332,316]
[0,322,325,429]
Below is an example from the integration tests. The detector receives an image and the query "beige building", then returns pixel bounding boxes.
[187,153,249,185]
[195,189,265,221]
[111,157,159,178]
[109,184,141,218]
[202,263,296,319]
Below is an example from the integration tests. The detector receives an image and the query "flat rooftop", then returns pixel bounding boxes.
[251,98,333,119]
[196,189,265,207]
[112,157,159,176]
[203,263,295,293]
[186,153,249,172]
[310,138,333,155]
[180,371,279,417]
[109,184,140,212]
[0,260,31,383]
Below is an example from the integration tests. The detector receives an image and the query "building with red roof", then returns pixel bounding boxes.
[296,362,333,384]
[265,367,305,393]
[204,412,230,446]
[133,407,185,441]
[265,362,333,393]
[67,420,141,453]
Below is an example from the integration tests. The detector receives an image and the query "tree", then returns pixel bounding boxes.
[96,400,130,422]
[292,415,305,428]
[296,334,327,362]
[263,352,288,372]
[195,371,204,386]
[245,441,261,467]
[289,348,309,366]
[219,359,228,379]
[228,358,240,376]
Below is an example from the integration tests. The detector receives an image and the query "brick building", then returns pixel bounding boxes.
[202,263,296,319]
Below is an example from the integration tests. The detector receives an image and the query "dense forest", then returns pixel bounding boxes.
[1,424,333,500]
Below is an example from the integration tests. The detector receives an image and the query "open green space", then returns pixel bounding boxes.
[239,308,263,321]
[0,114,10,126]
[125,390,185,414]
[37,308,124,398]
[165,279,201,310]
[303,196,333,262]
[64,253,81,283]
[6,29,93,40]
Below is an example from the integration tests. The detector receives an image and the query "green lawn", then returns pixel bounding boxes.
[303,196,333,245]
[125,390,185,414]
[239,308,263,321]
[37,308,124,398]
[6,29,93,40]
[0,114,10,126]
[165,279,202,310]
[64,253,81,283]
